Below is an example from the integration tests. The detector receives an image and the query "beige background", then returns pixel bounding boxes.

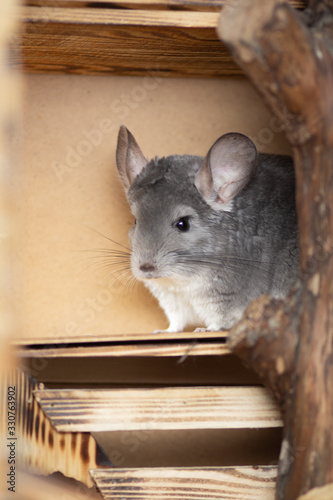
[12,73,291,340]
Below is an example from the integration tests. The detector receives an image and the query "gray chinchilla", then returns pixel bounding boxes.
[116,125,298,333]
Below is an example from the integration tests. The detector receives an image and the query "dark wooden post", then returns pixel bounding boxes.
[217,1,333,499]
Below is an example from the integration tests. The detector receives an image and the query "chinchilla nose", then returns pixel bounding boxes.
[139,262,156,273]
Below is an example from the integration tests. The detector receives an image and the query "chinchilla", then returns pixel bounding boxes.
[116,125,298,332]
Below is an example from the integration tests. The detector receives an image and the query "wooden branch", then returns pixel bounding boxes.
[218,1,333,499]
[228,294,298,408]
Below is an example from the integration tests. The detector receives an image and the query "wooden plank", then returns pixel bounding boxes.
[25,6,223,26]
[16,1,306,76]
[20,7,220,27]
[11,330,228,346]
[34,386,283,432]
[16,7,238,77]
[91,466,278,500]
[16,342,230,358]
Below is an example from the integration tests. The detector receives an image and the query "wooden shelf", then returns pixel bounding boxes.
[11,335,281,495]
[15,0,306,77]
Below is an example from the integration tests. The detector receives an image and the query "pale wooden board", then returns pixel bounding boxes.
[91,466,278,500]
[20,7,220,27]
[34,386,283,432]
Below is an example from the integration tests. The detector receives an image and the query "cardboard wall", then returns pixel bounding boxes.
[13,73,292,340]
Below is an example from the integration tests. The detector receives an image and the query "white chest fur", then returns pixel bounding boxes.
[144,277,212,332]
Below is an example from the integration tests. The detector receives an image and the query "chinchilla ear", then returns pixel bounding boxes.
[195,133,257,211]
[116,126,148,193]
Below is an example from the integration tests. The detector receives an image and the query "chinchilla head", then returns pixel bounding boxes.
[116,125,258,284]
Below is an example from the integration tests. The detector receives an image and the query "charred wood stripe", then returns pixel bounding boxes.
[6,368,111,487]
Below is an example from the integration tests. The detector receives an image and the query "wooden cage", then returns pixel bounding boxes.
[5,1,332,500]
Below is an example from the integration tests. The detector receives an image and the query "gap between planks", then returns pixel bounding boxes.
[33,386,283,432]
[15,341,229,358]
[25,0,306,10]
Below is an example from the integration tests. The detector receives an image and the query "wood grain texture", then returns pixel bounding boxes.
[34,386,283,432]
[91,466,278,499]
[3,368,110,487]
[14,5,235,76]
[19,27,233,77]
[16,1,307,76]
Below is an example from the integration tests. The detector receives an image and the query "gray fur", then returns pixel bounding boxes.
[116,126,298,332]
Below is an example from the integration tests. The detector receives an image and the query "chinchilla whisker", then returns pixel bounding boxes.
[85,226,131,252]
[96,261,137,294]
[83,248,131,258]
[80,245,132,280]
[175,253,274,277]
[107,269,139,296]
[82,255,130,271]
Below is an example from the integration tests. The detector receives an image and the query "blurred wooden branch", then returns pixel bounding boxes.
[218,1,333,499]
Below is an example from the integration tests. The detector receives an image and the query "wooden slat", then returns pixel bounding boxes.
[20,7,220,27]
[11,330,228,345]
[16,6,237,76]
[34,386,283,432]
[16,342,229,358]
[91,466,278,500]
[16,0,307,77]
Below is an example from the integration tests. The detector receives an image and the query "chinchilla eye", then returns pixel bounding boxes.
[175,216,190,232]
